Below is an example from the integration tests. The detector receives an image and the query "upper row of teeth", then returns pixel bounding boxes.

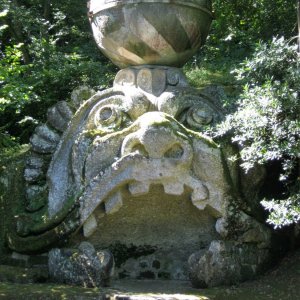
[82,180,210,238]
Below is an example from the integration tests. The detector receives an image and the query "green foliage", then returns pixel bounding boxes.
[235,38,299,86]
[261,193,300,228]
[215,37,300,228]
[185,0,298,88]
[211,0,297,44]
[0,0,115,146]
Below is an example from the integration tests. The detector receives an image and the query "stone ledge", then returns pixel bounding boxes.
[0,265,48,284]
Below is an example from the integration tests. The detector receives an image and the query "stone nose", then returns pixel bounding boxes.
[121,114,192,163]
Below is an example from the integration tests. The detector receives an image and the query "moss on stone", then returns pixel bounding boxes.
[7,206,80,254]
[0,143,81,254]
[0,145,30,255]
[0,265,48,284]
[0,282,101,300]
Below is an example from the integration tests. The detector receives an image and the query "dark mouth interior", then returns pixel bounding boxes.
[80,184,217,251]
[73,184,218,280]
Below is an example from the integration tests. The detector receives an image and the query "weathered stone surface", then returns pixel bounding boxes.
[45,83,229,221]
[1,0,275,288]
[30,124,60,154]
[240,163,267,214]
[47,101,74,132]
[89,0,213,68]
[71,86,96,108]
[0,0,288,288]
[0,265,48,284]
[25,154,44,169]
[0,146,29,254]
[24,168,43,183]
[105,191,123,214]
[188,240,270,288]
[25,184,47,212]
[79,111,224,224]
[48,242,114,287]
[215,217,228,238]
[6,70,272,288]
[117,252,190,281]
[114,67,188,97]
[83,213,98,238]
[137,68,166,96]
[24,154,46,183]
[236,212,272,248]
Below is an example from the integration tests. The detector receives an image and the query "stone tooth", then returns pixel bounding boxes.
[191,185,209,210]
[163,182,184,195]
[191,200,206,211]
[128,181,150,196]
[83,213,97,238]
[105,191,123,214]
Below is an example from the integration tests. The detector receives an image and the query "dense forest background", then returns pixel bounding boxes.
[0,0,299,228]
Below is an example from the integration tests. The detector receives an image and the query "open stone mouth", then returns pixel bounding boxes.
[79,154,209,226]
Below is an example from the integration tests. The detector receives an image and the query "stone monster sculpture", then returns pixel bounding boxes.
[6,0,272,288]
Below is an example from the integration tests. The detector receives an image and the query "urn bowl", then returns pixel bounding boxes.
[88,0,213,68]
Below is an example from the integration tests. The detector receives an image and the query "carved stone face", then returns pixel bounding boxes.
[9,72,271,285]
[46,70,237,251]
[76,94,231,224]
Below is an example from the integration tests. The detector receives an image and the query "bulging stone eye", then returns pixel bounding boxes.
[179,106,214,129]
[94,105,123,129]
[188,107,213,125]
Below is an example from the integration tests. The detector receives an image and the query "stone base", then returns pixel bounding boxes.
[189,240,271,288]
[48,242,114,288]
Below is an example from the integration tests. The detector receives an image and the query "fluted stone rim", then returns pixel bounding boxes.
[89,0,213,17]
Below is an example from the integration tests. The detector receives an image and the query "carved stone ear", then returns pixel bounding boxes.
[9,87,94,252]
[25,100,75,214]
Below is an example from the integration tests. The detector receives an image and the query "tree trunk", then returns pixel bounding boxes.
[43,0,51,21]
[6,17,31,64]
[4,0,32,64]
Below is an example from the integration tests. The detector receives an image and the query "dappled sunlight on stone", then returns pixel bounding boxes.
[0,0,287,293]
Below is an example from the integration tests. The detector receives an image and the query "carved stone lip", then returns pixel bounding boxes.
[80,154,209,225]
[89,0,213,18]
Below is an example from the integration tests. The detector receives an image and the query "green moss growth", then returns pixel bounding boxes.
[0,265,48,284]
[0,283,101,300]
[0,144,80,254]
[0,145,30,255]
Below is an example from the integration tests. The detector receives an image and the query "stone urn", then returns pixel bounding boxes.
[88,0,213,68]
